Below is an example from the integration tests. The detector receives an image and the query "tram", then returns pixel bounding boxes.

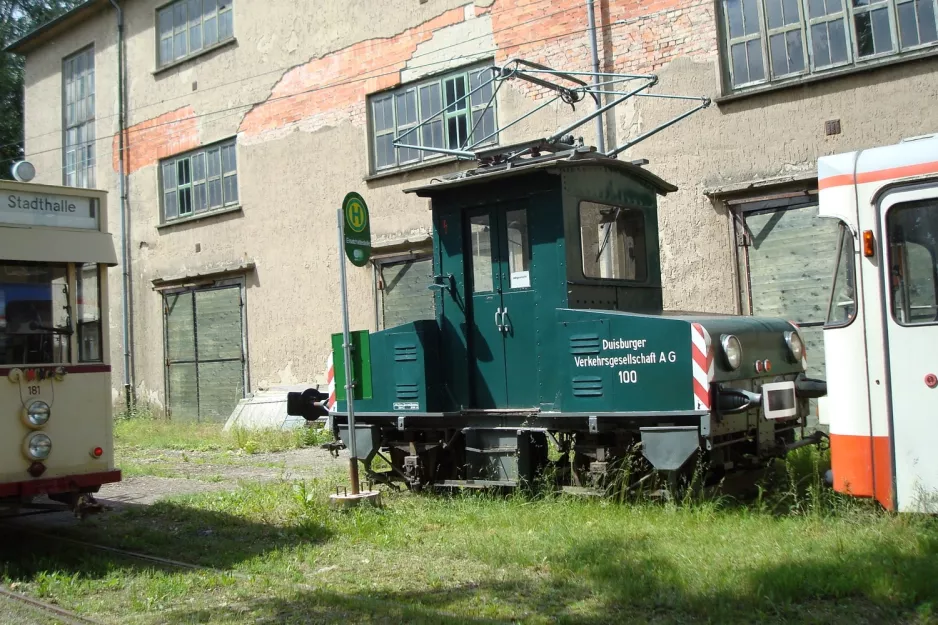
[819,133,938,513]
[0,178,120,516]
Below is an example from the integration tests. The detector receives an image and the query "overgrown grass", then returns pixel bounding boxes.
[113,410,332,455]
[4,443,938,624]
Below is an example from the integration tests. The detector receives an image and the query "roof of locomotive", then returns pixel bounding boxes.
[404,150,678,198]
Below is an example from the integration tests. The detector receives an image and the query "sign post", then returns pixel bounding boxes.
[337,192,371,495]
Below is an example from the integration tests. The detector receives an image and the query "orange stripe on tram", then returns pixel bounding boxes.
[830,433,894,509]
[819,159,938,190]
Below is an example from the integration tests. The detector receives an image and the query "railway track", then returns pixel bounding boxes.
[7,526,251,580]
[0,585,108,625]
[0,522,252,624]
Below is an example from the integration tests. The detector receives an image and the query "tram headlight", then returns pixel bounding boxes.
[24,433,52,461]
[24,401,51,429]
[720,335,742,370]
[785,331,804,363]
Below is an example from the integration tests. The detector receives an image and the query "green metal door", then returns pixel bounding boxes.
[164,285,245,422]
[466,203,538,409]
[468,209,508,408]
[499,204,538,407]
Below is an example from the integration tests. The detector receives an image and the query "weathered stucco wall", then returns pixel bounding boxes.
[18,0,938,412]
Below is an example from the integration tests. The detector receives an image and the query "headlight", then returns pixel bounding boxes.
[721,335,742,370]
[785,331,804,363]
[24,433,52,461]
[24,401,50,428]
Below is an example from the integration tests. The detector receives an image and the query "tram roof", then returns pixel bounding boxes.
[405,151,678,198]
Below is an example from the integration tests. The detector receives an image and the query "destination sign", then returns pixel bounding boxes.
[0,190,98,230]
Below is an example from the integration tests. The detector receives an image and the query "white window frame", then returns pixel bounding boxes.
[157,0,234,68]
[720,0,938,92]
[368,63,498,174]
[160,139,239,224]
[63,46,95,189]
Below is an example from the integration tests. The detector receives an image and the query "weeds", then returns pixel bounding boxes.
[114,417,330,455]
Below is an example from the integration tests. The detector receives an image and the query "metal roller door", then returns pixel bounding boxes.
[738,198,840,424]
[164,285,245,422]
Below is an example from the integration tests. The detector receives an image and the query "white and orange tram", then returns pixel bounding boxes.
[819,134,938,513]
[0,178,120,515]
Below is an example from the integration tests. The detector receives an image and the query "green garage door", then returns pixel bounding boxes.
[164,285,245,422]
[380,257,436,329]
[740,202,840,422]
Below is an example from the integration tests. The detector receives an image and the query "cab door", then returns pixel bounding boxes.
[466,202,538,408]
[880,185,938,512]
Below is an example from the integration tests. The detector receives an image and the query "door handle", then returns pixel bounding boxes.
[495,307,503,331]
[501,308,509,332]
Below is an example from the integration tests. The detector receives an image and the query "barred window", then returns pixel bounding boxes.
[721,0,938,89]
[368,64,498,173]
[158,0,233,67]
[63,47,95,189]
[161,140,238,223]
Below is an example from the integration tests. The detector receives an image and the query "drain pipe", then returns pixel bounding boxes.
[586,0,605,153]
[109,0,133,409]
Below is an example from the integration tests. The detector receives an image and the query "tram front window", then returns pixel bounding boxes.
[0,262,71,365]
[826,224,858,327]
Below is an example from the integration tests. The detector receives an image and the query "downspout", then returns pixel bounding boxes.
[586,0,605,153]
[109,0,133,409]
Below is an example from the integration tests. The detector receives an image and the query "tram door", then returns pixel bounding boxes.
[880,187,938,511]
[467,201,537,408]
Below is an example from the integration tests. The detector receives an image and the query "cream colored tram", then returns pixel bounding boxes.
[818,134,938,513]
[0,179,120,515]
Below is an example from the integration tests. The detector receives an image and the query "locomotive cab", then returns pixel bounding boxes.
[323,150,824,491]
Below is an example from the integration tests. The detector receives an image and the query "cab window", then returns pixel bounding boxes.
[0,262,71,365]
[579,201,647,281]
[826,224,858,327]
[886,199,938,325]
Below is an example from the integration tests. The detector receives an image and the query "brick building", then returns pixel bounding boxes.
[7,0,938,420]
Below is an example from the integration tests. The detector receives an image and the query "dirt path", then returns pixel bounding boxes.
[100,446,350,507]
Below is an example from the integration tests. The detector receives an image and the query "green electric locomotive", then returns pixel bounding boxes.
[289,61,827,492]
[292,147,825,491]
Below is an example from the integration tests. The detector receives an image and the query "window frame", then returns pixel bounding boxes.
[884,198,938,327]
[577,200,650,284]
[156,0,235,69]
[367,62,499,175]
[159,139,239,224]
[718,0,938,94]
[824,222,860,328]
[62,45,95,189]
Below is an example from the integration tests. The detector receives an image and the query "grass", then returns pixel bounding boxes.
[3,448,938,624]
[114,412,332,456]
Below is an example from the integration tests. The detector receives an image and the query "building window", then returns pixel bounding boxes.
[158,0,233,67]
[63,47,95,188]
[368,64,498,173]
[160,140,238,223]
[720,0,938,90]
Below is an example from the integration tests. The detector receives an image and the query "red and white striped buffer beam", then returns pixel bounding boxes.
[691,323,714,411]
[325,352,337,413]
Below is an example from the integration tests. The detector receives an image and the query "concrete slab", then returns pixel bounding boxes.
[328,490,382,510]
[223,384,324,432]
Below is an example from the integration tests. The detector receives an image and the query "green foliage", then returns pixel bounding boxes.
[0,1,83,177]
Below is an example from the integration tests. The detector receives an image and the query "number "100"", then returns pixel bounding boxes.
[617,370,638,384]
